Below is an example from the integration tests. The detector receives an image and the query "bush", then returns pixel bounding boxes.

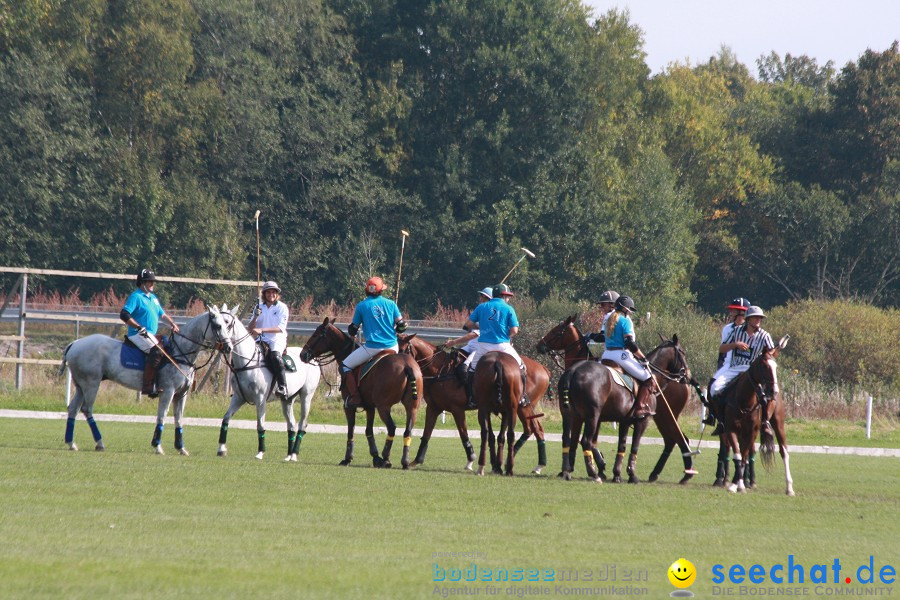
[767,299,900,395]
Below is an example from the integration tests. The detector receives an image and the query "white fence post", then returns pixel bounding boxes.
[865,394,873,439]
[15,273,27,390]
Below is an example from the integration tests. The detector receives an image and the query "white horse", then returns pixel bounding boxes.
[59,304,236,455]
[214,308,321,461]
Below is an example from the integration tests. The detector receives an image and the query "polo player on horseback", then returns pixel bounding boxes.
[444,286,493,409]
[248,280,289,400]
[703,296,750,428]
[341,276,408,407]
[119,269,180,397]
[599,295,655,418]
[582,290,619,358]
[462,283,527,406]
[708,305,776,432]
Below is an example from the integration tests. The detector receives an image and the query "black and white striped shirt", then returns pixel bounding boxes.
[725,324,775,368]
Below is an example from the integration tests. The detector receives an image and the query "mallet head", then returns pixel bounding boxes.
[521,247,535,258]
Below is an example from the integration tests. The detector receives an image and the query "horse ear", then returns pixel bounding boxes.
[222,302,229,313]
[322,317,329,325]
[232,304,241,316]
[407,333,418,340]
[672,334,679,345]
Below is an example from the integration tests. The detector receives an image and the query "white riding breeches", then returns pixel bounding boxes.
[127,332,160,353]
[466,341,524,370]
[600,349,651,382]
[709,364,750,397]
[342,343,399,371]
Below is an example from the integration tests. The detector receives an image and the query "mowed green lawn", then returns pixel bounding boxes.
[0,417,897,600]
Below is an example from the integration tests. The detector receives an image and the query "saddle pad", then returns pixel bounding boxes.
[282,354,297,373]
[604,365,637,396]
[358,349,397,381]
[119,336,172,371]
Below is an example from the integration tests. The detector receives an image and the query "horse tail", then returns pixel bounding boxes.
[58,342,74,376]
[403,364,419,405]
[760,425,775,470]
[493,360,505,405]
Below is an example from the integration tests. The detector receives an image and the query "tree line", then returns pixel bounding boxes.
[1,0,897,315]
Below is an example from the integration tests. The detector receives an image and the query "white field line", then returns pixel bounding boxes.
[1,409,898,457]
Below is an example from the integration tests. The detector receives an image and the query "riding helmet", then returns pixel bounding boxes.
[614,295,636,314]
[492,283,514,298]
[136,269,157,286]
[261,281,281,294]
[598,290,620,304]
[478,287,493,299]
[366,276,386,295]
[727,297,751,311]
[745,305,766,319]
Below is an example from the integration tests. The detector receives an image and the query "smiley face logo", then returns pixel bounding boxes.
[668,558,696,589]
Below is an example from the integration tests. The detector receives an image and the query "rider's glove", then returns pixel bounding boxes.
[138,327,148,337]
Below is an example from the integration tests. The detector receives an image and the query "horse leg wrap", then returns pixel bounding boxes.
[746,455,756,485]
[583,449,597,478]
[257,431,266,454]
[151,423,164,447]
[366,434,378,457]
[288,429,296,455]
[592,447,605,471]
[344,439,354,462]
[65,417,76,444]
[218,420,229,445]
[290,431,304,455]
[463,439,475,461]
[86,417,102,442]
[561,447,571,472]
[174,427,184,450]
[513,433,529,454]
[415,439,430,464]
[382,435,395,460]
[627,452,638,476]
[537,439,547,466]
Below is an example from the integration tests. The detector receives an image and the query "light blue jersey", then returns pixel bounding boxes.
[123,289,165,336]
[469,298,519,344]
[605,313,635,349]
[352,295,402,349]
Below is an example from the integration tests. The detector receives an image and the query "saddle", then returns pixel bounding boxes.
[120,336,172,371]
[353,349,396,382]
[600,360,638,396]
[256,342,298,373]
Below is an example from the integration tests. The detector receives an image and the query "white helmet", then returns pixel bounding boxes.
[745,305,766,318]
[478,287,493,299]
[261,281,281,293]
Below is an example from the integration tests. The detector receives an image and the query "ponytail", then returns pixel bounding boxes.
[606,310,622,342]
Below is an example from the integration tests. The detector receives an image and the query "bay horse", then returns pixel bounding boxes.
[58,303,235,455]
[299,318,423,469]
[473,351,524,476]
[721,336,795,495]
[538,317,701,483]
[557,335,697,483]
[396,333,549,472]
[212,307,321,462]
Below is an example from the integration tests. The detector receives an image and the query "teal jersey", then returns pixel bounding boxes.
[352,295,402,349]
[123,289,165,336]
[469,298,519,343]
[606,313,635,349]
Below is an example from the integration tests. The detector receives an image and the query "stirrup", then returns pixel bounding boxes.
[712,423,724,436]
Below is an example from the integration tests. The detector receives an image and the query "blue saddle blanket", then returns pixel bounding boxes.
[120,337,171,371]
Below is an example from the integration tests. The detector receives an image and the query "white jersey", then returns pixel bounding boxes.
[255,300,289,353]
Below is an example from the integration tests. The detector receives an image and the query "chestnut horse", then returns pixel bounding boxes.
[538,317,701,483]
[720,336,795,495]
[473,352,524,476]
[397,334,549,472]
[298,318,423,469]
[557,335,697,483]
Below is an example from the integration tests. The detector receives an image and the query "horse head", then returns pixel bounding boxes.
[300,317,349,363]
[397,333,424,357]
[536,314,580,354]
[747,344,784,403]
[207,304,238,354]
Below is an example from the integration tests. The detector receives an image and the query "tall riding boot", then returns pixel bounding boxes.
[271,353,288,399]
[455,362,468,386]
[142,347,163,397]
[633,379,655,418]
[341,370,361,408]
[464,369,476,410]
[518,368,529,406]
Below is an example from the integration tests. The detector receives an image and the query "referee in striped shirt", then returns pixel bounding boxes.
[708,306,775,427]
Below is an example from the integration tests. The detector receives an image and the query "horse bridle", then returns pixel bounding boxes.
[539,321,586,371]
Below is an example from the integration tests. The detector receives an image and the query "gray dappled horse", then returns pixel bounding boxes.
[59,304,236,455]
[215,308,321,461]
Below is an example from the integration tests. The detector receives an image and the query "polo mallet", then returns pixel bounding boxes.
[254,209,262,297]
[152,340,192,382]
[647,369,701,473]
[395,229,410,303]
[500,247,535,284]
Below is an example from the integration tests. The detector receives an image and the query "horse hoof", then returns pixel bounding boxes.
[217,450,227,457]
[178,448,190,457]
[68,443,78,452]
[255,452,264,460]
[727,483,738,493]
[95,441,105,452]
[591,477,602,484]
[290,454,298,462]
[787,489,796,497]
[154,445,164,455]
[409,460,420,468]
[678,475,693,485]
[628,476,639,484]
[372,457,384,468]
[381,460,392,469]
[648,473,659,482]
[283,455,292,462]
[338,459,351,466]
[713,479,725,487]
[562,472,572,481]
[465,462,474,472]
[532,466,543,475]
[612,476,622,484]
[476,466,485,476]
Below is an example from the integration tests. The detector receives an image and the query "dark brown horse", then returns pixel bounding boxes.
[473,352,524,476]
[298,318,423,469]
[538,317,701,483]
[397,333,550,473]
[720,336,795,495]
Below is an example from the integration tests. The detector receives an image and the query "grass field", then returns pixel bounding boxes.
[0,416,897,599]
